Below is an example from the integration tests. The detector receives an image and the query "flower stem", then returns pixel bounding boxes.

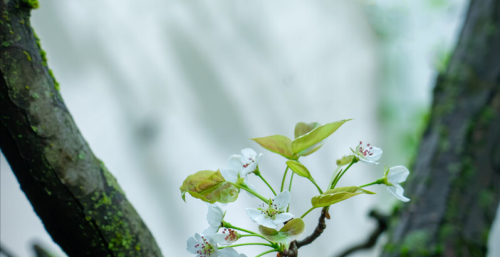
[219,243,274,249]
[301,206,317,218]
[226,224,258,235]
[286,172,295,212]
[257,173,276,196]
[360,178,384,188]
[233,183,268,203]
[310,178,323,194]
[327,166,342,189]
[331,159,357,189]
[280,166,289,192]
[255,249,278,257]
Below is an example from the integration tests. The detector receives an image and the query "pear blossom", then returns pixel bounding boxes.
[220,148,262,193]
[203,203,225,235]
[213,228,241,246]
[187,233,218,257]
[246,190,294,229]
[228,148,262,176]
[187,233,245,257]
[351,141,383,164]
[383,166,410,202]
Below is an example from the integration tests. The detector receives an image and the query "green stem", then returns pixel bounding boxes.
[219,243,274,249]
[257,173,276,196]
[360,178,384,188]
[286,172,295,212]
[256,249,278,257]
[331,159,357,189]
[226,224,271,242]
[280,166,289,192]
[232,183,268,203]
[327,166,342,189]
[301,206,317,218]
[310,178,323,194]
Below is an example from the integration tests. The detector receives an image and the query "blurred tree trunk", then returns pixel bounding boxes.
[381,0,500,256]
[0,1,163,256]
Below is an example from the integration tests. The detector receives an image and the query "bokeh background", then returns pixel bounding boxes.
[1,0,499,256]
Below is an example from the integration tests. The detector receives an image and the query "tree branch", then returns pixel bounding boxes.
[336,210,388,257]
[281,207,328,257]
[0,1,162,256]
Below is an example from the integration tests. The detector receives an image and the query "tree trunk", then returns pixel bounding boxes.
[381,0,500,256]
[0,1,163,256]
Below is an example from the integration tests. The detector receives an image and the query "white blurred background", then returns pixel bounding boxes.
[2,0,499,256]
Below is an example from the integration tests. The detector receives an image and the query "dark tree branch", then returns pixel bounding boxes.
[281,207,328,257]
[0,1,162,256]
[336,210,388,257]
[381,0,500,256]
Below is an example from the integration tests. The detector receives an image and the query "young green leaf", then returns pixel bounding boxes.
[286,160,311,178]
[291,119,351,154]
[294,122,321,138]
[180,170,239,203]
[259,218,305,244]
[252,135,296,159]
[311,186,375,208]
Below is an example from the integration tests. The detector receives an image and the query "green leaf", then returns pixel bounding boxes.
[180,170,239,204]
[252,135,296,159]
[294,122,321,138]
[291,119,351,154]
[286,160,311,178]
[259,218,305,244]
[311,186,375,208]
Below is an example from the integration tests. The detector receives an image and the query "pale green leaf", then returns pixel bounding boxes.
[252,135,295,159]
[291,119,351,154]
[286,160,311,178]
[311,186,374,208]
[180,170,239,203]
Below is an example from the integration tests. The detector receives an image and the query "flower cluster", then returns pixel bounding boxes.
[181,120,411,257]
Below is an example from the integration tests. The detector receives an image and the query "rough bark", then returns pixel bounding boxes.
[0,1,163,256]
[381,0,500,256]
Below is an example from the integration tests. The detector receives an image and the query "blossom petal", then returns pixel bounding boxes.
[274,213,294,224]
[220,167,238,183]
[241,148,257,160]
[186,236,199,254]
[246,208,262,223]
[219,248,246,257]
[259,216,278,229]
[212,233,231,246]
[207,204,224,227]
[387,185,410,202]
[387,166,409,184]
[228,155,245,171]
[366,147,383,161]
[274,190,291,210]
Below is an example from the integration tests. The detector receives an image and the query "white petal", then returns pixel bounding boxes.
[274,213,294,224]
[220,168,238,183]
[246,208,262,223]
[387,166,410,184]
[358,158,379,165]
[274,190,291,210]
[212,233,231,246]
[387,185,410,202]
[367,146,383,161]
[228,154,245,171]
[218,248,241,257]
[207,204,224,227]
[186,236,199,254]
[203,226,218,236]
[259,217,278,229]
[241,148,257,160]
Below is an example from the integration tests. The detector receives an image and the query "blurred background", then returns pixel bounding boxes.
[1,0,499,256]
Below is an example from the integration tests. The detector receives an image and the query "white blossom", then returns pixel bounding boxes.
[246,190,293,229]
[351,141,383,164]
[384,166,410,202]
